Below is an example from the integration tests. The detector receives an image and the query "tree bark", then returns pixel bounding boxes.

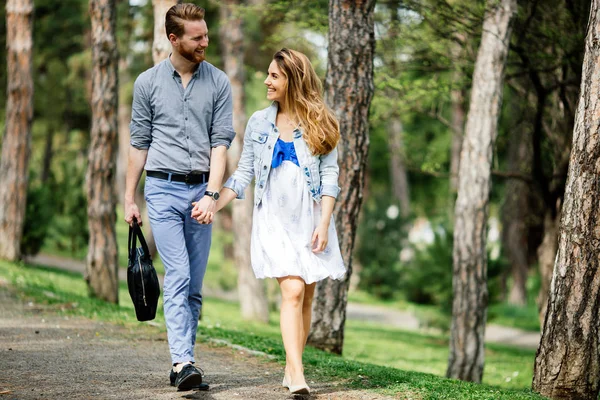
[152,0,176,65]
[220,0,269,323]
[533,3,600,397]
[536,207,559,326]
[450,85,465,194]
[447,0,517,383]
[0,0,34,261]
[85,0,119,303]
[502,124,533,306]
[388,115,410,217]
[140,0,177,257]
[307,0,376,355]
[385,0,410,217]
[116,57,130,204]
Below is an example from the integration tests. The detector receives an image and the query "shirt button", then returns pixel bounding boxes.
[187,136,190,139]
[259,184,264,188]
[263,165,267,170]
[268,145,272,149]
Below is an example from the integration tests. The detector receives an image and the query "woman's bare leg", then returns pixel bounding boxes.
[277,276,308,387]
[302,282,317,346]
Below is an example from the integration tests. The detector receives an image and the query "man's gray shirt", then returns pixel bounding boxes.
[130,58,235,173]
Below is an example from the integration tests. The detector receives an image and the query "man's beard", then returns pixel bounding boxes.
[178,46,205,64]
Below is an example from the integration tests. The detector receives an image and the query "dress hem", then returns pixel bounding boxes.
[254,271,346,285]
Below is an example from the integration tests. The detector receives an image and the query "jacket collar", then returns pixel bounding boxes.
[264,102,302,139]
[265,102,279,125]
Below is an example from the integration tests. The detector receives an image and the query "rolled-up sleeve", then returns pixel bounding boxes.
[223,116,256,199]
[320,146,341,198]
[129,75,152,149]
[210,74,236,149]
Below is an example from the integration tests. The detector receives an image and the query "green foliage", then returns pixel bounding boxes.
[401,225,507,314]
[356,197,407,300]
[402,228,453,309]
[21,178,55,256]
[45,159,89,257]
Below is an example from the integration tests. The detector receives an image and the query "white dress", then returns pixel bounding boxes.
[251,154,346,284]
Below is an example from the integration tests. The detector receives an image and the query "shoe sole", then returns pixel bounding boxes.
[290,388,310,395]
[177,373,204,391]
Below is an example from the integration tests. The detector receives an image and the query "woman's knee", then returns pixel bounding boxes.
[279,277,305,306]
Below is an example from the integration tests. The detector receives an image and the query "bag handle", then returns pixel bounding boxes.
[128,220,151,258]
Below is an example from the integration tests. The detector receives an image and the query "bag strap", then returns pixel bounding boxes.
[128,221,137,258]
[131,220,150,257]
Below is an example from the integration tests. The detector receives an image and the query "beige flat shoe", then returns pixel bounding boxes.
[289,384,310,395]
[282,375,289,388]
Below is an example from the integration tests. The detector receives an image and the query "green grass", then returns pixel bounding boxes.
[0,260,546,399]
[348,287,541,333]
[488,303,540,332]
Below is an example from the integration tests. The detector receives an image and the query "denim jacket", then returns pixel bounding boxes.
[223,102,340,206]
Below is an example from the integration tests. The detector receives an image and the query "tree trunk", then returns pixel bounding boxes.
[85,0,119,303]
[502,125,533,306]
[385,0,409,218]
[450,85,465,194]
[307,0,376,355]
[532,4,600,397]
[536,207,559,326]
[152,0,176,65]
[116,57,130,204]
[447,0,516,383]
[139,0,177,257]
[388,119,410,217]
[220,0,269,323]
[0,0,34,261]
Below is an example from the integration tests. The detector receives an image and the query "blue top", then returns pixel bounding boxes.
[271,138,299,168]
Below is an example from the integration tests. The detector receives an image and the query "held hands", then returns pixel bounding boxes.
[311,222,329,253]
[124,200,142,227]
[191,195,216,224]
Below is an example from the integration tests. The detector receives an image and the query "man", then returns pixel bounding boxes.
[124,3,234,392]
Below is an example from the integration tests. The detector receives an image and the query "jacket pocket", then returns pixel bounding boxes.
[250,130,268,144]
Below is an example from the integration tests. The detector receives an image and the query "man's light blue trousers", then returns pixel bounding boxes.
[145,176,211,365]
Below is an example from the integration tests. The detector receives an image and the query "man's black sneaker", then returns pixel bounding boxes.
[170,364,209,391]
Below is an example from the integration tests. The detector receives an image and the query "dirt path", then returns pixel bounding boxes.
[26,253,541,349]
[0,285,388,400]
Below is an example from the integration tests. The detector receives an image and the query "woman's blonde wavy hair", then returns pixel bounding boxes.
[273,48,340,156]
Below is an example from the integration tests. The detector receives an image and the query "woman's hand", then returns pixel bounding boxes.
[311,223,329,253]
[191,196,215,224]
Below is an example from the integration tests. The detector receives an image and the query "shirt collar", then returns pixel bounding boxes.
[166,55,202,78]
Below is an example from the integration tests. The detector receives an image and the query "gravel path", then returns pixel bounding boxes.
[0,284,389,400]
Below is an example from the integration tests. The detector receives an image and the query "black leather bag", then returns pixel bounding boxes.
[127,221,160,321]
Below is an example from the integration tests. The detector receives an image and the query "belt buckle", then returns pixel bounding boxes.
[184,174,190,184]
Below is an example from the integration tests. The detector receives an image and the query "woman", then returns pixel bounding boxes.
[208,48,345,395]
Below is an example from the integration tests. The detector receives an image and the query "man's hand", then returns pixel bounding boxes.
[191,195,216,224]
[124,199,142,226]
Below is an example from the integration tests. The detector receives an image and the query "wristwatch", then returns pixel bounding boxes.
[204,190,220,201]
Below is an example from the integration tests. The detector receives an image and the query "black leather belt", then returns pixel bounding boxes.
[146,170,209,184]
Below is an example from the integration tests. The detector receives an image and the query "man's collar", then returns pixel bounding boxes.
[167,54,202,77]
